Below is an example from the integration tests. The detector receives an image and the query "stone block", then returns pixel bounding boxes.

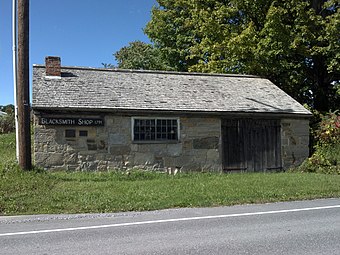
[45,153,64,166]
[50,166,66,171]
[206,149,220,162]
[172,156,194,168]
[47,145,57,153]
[134,152,154,165]
[35,128,56,142]
[281,138,289,146]
[109,133,127,145]
[288,136,297,145]
[281,122,291,127]
[86,162,98,171]
[154,156,164,168]
[193,137,219,149]
[96,153,107,161]
[66,165,78,171]
[163,156,177,167]
[299,136,309,146]
[138,144,166,154]
[86,155,95,161]
[109,145,131,155]
[182,140,192,151]
[65,153,78,164]
[131,144,139,152]
[98,140,107,150]
[66,143,77,152]
[97,161,108,171]
[107,160,122,170]
[166,143,182,156]
[201,163,221,171]
[106,117,114,126]
[181,162,202,171]
[87,143,97,151]
[35,152,49,165]
[293,126,309,136]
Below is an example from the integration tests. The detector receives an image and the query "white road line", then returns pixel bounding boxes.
[1,204,340,237]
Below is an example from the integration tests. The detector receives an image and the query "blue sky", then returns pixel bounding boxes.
[0,0,156,105]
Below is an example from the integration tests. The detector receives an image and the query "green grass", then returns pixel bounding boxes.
[1,170,340,215]
[0,132,18,172]
[1,133,340,216]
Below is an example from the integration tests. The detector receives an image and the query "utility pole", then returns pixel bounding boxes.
[12,0,19,160]
[17,0,31,170]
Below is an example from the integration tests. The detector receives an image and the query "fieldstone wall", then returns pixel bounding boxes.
[281,118,310,169]
[34,114,222,172]
[34,114,309,172]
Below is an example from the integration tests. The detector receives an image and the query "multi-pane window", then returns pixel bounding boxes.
[133,118,179,142]
[79,130,88,137]
[65,129,76,138]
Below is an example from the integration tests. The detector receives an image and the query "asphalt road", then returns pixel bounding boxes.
[1,198,340,255]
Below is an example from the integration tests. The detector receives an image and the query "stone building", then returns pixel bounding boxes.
[32,56,311,172]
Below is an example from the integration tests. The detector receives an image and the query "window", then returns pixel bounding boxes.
[65,129,76,138]
[133,118,179,142]
[79,130,88,137]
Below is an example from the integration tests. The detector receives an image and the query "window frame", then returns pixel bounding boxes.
[131,117,180,143]
[65,129,76,138]
[79,130,88,137]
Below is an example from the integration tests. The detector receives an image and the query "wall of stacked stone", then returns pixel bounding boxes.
[34,114,222,172]
[281,118,310,169]
[34,114,309,172]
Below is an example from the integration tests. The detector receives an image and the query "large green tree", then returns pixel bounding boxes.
[112,41,174,71]
[145,0,340,111]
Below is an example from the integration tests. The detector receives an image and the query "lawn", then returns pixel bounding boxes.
[0,132,17,171]
[1,132,340,216]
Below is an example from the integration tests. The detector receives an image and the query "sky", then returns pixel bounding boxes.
[0,0,156,105]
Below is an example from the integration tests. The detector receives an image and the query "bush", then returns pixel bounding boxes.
[315,111,340,145]
[0,113,15,134]
[299,144,340,174]
[298,111,340,174]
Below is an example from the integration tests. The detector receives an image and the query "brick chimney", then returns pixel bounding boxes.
[45,56,61,77]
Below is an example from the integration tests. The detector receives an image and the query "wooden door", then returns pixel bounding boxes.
[222,119,282,172]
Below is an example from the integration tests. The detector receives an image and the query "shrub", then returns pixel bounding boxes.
[315,111,340,145]
[0,113,15,134]
[298,111,340,174]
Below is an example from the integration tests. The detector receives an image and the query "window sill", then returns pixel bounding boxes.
[132,140,180,144]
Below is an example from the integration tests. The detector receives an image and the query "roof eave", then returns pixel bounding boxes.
[32,106,312,119]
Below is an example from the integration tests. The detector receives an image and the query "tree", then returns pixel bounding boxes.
[145,0,340,111]
[112,41,174,71]
[0,104,14,114]
[144,0,202,72]
[0,104,15,134]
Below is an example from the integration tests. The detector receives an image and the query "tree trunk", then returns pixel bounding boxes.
[312,55,330,112]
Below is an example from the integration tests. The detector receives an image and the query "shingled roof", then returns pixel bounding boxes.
[32,65,311,116]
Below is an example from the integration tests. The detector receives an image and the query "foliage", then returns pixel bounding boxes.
[0,113,15,134]
[298,111,340,174]
[109,41,175,71]
[0,104,14,114]
[299,144,340,174]
[0,104,15,134]
[145,0,340,111]
[101,63,115,68]
[315,111,340,145]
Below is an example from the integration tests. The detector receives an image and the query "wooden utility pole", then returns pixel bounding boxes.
[17,0,31,170]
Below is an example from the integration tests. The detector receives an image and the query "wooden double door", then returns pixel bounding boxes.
[222,119,282,172]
